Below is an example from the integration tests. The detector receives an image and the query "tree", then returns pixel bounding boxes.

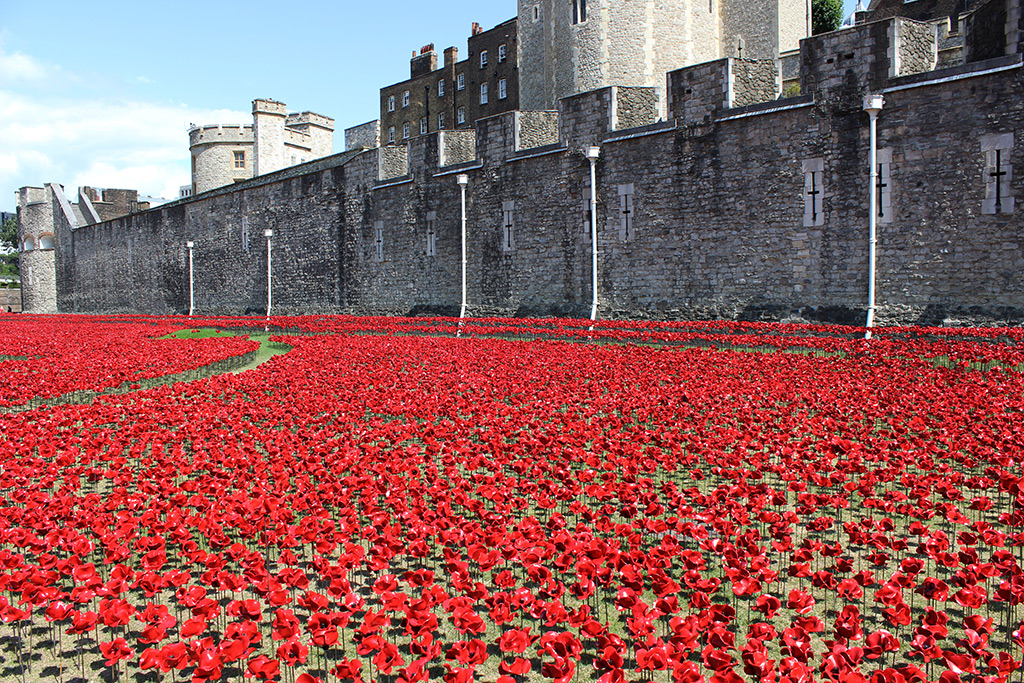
[813,0,844,35]
[0,218,18,277]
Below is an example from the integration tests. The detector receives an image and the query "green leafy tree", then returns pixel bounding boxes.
[1,218,19,278]
[813,0,844,35]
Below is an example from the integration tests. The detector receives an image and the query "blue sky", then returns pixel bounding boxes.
[0,0,860,210]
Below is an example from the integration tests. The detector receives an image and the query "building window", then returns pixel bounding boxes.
[387,95,396,112]
[457,107,466,125]
[498,44,507,63]
[402,90,410,107]
[480,50,488,68]
[403,122,411,139]
[374,221,385,263]
[438,79,445,97]
[438,112,446,129]
[572,0,588,24]
[388,126,396,143]
[533,4,540,22]
[501,201,516,252]
[982,133,1015,215]
[803,158,825,227]
[498,78,508,100]
[877,148,894,225]
[420,117,428,135]
[618,184,635,242]
[426,211,437,257]
[457,73,465,90]
[480,83,489,105]
[234,151,245,169]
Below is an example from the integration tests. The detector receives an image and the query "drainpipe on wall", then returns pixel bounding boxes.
[264,229,273,323]
[586,146,601,322]
[186,241,195,317]
[863,94,884,340]
[457,174,469,326]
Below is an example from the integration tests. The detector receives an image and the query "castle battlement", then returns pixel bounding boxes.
[188,124,255,147]
[286,112,335,131]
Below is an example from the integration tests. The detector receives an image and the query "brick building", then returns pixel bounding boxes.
[379,19,519,144]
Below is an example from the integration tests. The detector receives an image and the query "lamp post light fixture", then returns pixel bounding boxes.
[186,241,195,317]
[586,145,601,322]
[457,174,469,323]
[863,94,884,340]
[264,229,273,321]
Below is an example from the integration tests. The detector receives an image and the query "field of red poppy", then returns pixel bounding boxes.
[0,314,1022,683]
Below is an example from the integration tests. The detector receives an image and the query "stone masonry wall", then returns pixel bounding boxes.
[731,59,782,106]
[53,21,1024,326]
[0,289,21,313]
[515,111,560,150]
[896,19,939,76]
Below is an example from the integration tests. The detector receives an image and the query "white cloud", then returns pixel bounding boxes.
[0,54,250,208]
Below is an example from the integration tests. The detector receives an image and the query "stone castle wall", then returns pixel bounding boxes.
[49,19,1024,326]
[0,289,21,313]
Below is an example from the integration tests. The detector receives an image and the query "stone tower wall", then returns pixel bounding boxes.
[253,99,288,177]
[188,124,255,195]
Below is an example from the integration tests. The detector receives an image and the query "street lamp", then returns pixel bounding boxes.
[586,146,601,322]
[863,94,884,340]
[457,174,469,323]
[264,229,273,320]
[186,241,194,317]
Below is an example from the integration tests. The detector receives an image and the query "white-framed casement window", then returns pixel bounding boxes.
[457,106,466,125]
[572,0,588,24]
[234,151,246,169]
[480,50,488,68]
[374,221,385,263]
[420,117,428,135]
[438,79,445,97]
[388,126,396,143]
[403,122,411,139]
[402,90,410,107]
[618,184,635,242]
[426,211,437,257]
[803,158,825,227]
[438,112,446,129]
[387,95,396,112]
[501,201,516,252]
[982,133,1015,215]
[498,44,507,63]
[498,78,508,100]
[480,83,489,105]
[457,73,465,90]
[876,148,894,225]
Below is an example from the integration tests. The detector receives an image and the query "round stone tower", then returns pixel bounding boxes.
[188,124,255,195]
[16,186,58,314]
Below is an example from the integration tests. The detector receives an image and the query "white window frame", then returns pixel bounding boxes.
[877,148,894,225]
[387,95,396,112]
[480,82,489,105]
[457,106,466,125]
[572,0,588,24]
[403,122,411,139]
[501,201,516,252]
[438,79,445,97]
[426,211,437,257]
[420,117,428,135]
[388,126,396,143]
[982,133,1015,215]
[438,112,446,129]
[480,50,488,68]
[402,90,410,107]
[803,158,825,228]
[457,73,465,90]
[374,221,385,263]
[618,184,635,242]
[498,78,508,100]
[498,44,507,63]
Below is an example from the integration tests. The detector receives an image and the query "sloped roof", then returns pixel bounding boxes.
[866,0,976,22]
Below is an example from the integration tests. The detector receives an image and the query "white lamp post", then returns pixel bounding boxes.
[586,146,601,322]
[264,229,273,320]
[863,94,884,340]
[457,174,469,322]
[186,241,195,317]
